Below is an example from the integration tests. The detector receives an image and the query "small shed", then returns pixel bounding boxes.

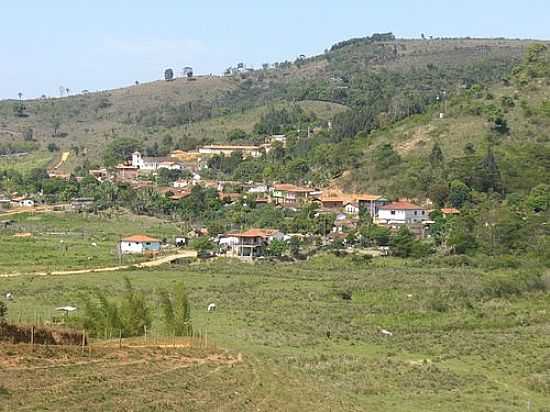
[119,235,161,255]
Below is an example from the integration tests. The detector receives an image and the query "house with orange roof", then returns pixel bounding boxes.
[377,201,428,225]
[271,183,315,206]
[318,189,386,217]
[223,228,284,259]
[441,207,460,216]
[119,235,161,255]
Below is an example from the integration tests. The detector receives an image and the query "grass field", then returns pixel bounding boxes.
[0,152,54,173]
[1,252,550,410]
[0,211,181,273]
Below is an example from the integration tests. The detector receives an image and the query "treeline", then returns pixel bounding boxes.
[330,32,396,51]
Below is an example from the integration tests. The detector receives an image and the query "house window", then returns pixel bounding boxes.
[422,211,425,215]
[414,211,418,215]
[391,211,396,215]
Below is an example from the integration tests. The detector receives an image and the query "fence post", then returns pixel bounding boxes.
[81,329,86,353]
[119,329,122,349]
[205,328,208,349]
[31,325,35,352]
[144,325,147,345]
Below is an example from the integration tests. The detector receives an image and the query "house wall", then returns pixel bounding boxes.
[378,209,428,224]
[120,241,161,254]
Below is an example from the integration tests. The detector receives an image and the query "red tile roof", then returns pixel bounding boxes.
[122,235,160,243]
[441,207,460,215]
[226,229,279,238]
[380,201,424,211]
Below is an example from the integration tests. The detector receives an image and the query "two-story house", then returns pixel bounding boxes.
[377,201,428,225]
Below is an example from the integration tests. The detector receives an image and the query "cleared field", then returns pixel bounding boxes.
[1,256,550,411]
[0,152,54,172]
[0,211,181,274]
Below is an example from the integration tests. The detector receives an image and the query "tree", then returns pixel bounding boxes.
[47,143,59,152]
[0,300,6,321]
[190,237,215,255]
[267,239,288,257]
[449,180,470,208]
[429,143,444,167]
[164,68,174,81]
[373,143,401,168]
[476,145,503,193]
[288,237,302,258]
[228,129,248,141]
[119,277,151,336]
[103,138,143,166]
[159,282,192,336]
[527,184,550,212]
[390,226,415,257]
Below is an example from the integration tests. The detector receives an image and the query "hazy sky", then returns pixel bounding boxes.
[2,0,549,99]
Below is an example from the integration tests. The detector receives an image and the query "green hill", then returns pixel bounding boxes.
[0,35,539,172]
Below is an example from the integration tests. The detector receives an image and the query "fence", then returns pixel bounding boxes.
[0,321,212,353]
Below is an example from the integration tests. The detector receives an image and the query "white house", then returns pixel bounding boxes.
[343,202,360,216]
[119,235,161,255]
[223,229,284,259]
[377,201,428,225]
[11,197,34,208]
[131,152,184,172]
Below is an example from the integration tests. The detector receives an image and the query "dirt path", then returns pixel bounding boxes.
[0,205,59,217]
[51,151,70,171]
[0,251,198,278]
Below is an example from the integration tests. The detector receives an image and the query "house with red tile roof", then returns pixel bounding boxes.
[119,235,161,255]
[271,184,315,206]
[377,201,428,225]
[223,228,284,259]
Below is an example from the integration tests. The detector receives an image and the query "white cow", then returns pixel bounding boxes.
[207,303,217,313]
[381,329,393,337]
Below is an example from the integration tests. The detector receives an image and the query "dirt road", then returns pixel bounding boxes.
[0,251,198,278]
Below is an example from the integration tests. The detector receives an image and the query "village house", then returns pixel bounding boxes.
[11,196,34,208]
[89,168,109,182]
[198,144,266,159]
[266,134,287,147]
[223,229,284,259]
[71,197,96,212]
[377,201,428,225]
[441,207,460,216]
[318,190,386,218]
[343,201,360,216]
[271,184,315,206]
[131,152,184,172]
[119,235,161,255]
[114,165,139,180]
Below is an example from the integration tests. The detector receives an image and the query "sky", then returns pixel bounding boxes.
[2,0,550,100]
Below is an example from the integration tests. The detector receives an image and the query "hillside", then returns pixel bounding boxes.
[0,36,539,172]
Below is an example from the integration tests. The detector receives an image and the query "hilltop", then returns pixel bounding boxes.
[0,36,539,172]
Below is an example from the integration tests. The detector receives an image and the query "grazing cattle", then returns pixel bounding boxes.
[207,303,217,312]
[5,292,13,301]
[381,329,393,337]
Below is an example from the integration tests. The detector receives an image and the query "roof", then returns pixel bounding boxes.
[380,201,424,211]
[200,145,262,151]
[272,183,314,193]
[318,190,382,204]
[121,235,160,243]
[226,228,279,238]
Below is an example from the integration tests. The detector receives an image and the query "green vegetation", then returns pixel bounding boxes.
[0,212,179,273]
[2,257,550,410]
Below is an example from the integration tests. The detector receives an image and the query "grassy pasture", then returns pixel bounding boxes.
[0,211,181,273]
[1,254,550,410]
